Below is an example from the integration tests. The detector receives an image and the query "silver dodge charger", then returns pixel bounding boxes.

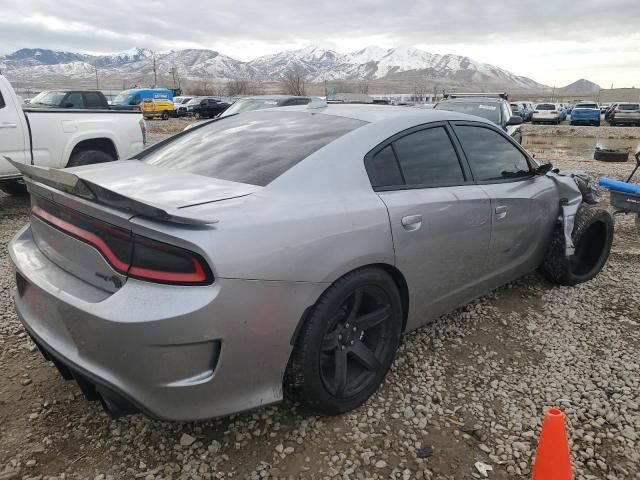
[8,104,613,420]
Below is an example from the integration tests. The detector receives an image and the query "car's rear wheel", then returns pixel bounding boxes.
[161,111,169,120]
[542,207,613,286]
[285,267,402,415]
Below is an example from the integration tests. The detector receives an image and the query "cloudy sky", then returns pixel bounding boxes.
[1,0,639,87]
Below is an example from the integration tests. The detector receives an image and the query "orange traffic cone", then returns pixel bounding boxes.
[532,408,573,480]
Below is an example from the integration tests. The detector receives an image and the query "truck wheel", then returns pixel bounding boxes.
[542,207,613,286]
[285,267,402,415]
[161,111,169,120]
[0,180,27,196]
[67,150,115,168]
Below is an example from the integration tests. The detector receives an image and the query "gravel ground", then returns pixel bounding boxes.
[0,122,639,480]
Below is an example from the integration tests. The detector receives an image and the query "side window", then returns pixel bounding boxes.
[132,95,142,105]
[366,145,403,188]
[393,127,465,187]
[455,126,531,181]
[66,92,84,108]
[84,92,103,108]
[0,91,5,109]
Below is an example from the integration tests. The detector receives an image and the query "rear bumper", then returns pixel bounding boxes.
[10,224,327,420]
[610,117,639,124]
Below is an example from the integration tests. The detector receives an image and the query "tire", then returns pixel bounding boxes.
[285,267,403,415]
[542,207,613,286]
[161,111,169,120]
[594,148,629,162]
[596,121,601,127]
[67,149,115,168]
[0,179,28,195]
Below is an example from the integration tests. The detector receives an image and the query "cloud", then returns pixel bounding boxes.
[1,0,639,86]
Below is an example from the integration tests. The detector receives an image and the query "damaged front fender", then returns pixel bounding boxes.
[547,169,601,257]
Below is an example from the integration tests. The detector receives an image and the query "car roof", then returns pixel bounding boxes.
[274,103,494,125]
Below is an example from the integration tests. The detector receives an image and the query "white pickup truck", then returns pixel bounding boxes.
[0,75,146,194]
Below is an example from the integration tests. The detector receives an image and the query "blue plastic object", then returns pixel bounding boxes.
[599,177,640,195]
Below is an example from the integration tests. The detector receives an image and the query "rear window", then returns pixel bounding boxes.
[140,111,367,186]
[618,104,640,110]
[0,91,4,109]
[575,103,598,109]
[536,104,556,110]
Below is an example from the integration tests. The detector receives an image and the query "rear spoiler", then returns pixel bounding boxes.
[5,157,218,226]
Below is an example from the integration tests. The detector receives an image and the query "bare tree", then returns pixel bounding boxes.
[226,77,250,96]
[280,68,306,96]
[411,84,428,103]
[357,79,370,95]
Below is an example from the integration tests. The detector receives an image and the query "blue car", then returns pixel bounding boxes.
[570,102,601,126]
[111,88,174,110]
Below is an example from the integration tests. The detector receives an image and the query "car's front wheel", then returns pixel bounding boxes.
[542,206,613,286]
[285,267,403,415]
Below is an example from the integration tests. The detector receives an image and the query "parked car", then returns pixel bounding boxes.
[570,102,601,126]
[600,103,612,114]
[604,103,618,122]
[532,103,562,124]
[140,98,174,120]
[8,104,613,420]
[607,103,640,126]
[187,97,230,118]
[558,104,568,121]
[434,93,523,142]
[111,88,174,111]
[173,96,193,117]
[28,90,109,109]
[219,95,311,118]
[0,75,145,195]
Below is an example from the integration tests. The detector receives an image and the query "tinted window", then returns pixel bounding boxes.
[84,92,104,108]
[455,126,531,181]
[393,127,465,186]
[66,93,84,108]
[619,104,640,110]
[141,111,366,186]
[366,145,403,188]
[575,103,598,109]
[536,104,555,110]
[0,92,4,109]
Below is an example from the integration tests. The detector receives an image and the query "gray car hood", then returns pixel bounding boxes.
[67,160,261,209]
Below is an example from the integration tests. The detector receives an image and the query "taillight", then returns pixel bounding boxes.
[613,109,621,113]
[31,203,213,286]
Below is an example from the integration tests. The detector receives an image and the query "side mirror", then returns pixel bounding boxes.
[536,163,553,176]
[64,102,74,108]
[506,115,523,126]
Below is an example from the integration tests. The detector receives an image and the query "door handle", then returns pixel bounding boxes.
[0,123,17,129]
[401,214,422,231]
[495,205,508,219]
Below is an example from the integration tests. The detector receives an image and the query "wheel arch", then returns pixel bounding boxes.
[289,262,410,348]
[66,137,118,166]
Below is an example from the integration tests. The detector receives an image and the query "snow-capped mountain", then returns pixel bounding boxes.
[0,45,547,90]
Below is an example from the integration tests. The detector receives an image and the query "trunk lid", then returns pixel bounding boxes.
[68,160,260,210]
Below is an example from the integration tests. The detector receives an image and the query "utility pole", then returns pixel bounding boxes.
[94,60,99,89]
[152,53,157,87]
